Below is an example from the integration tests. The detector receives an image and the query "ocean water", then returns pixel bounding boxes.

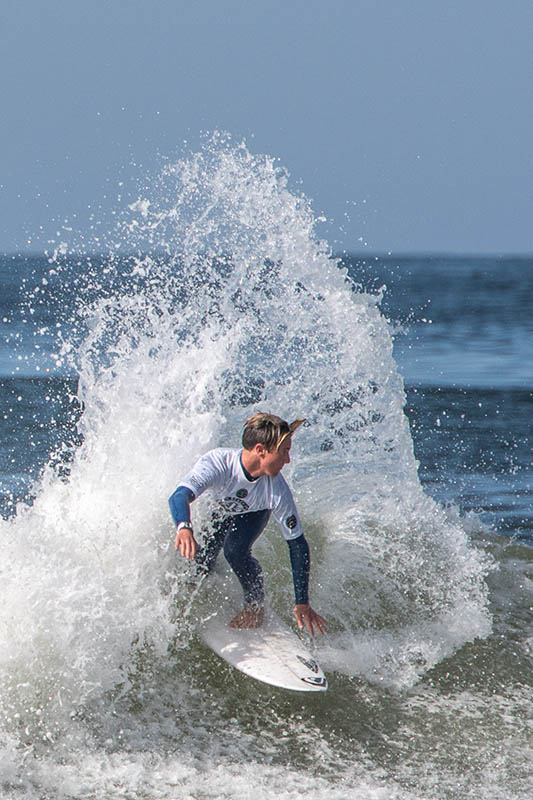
[1,137,532,799]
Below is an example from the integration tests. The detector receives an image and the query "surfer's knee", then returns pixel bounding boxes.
[223,534,253,572]
[223,538,264,604]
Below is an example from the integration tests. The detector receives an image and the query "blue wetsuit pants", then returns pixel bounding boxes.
[196,509,270,608]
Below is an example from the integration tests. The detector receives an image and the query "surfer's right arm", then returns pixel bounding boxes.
[169,450,233,558]
[169,485,198,559]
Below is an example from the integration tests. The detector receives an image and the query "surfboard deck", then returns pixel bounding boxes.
[200,605,328,692]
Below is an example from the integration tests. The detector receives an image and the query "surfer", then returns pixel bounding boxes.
[169,412,326,636]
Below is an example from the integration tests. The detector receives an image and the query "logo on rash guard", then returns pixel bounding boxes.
[219,496,250,514]
[286,515,297,529]
[236,489,248,499]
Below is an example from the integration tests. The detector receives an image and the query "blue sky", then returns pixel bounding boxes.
[2,0,533,254]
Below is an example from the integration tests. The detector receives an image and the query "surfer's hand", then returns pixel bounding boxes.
[175,528,198,559]
[293,604,326,637]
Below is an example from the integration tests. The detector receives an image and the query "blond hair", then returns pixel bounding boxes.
[242,412,306,452]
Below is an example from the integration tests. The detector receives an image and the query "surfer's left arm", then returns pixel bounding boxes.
[287,535,327,637]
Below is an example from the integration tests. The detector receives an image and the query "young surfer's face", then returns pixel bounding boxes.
[262,437,292,477]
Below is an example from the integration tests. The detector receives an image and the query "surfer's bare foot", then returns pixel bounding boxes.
[229,606,264,629]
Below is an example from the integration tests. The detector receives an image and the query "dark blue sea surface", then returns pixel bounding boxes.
[346,253,533,537]
[348,253,533,389]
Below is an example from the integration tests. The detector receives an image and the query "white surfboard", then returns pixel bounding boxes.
[200,605,328,692]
